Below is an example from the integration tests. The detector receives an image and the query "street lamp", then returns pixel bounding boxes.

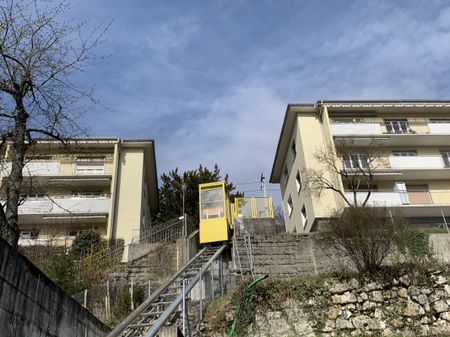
[181,182,187,263]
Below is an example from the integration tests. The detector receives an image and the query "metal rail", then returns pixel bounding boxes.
[233,218,254,279]
[107,244,226,337]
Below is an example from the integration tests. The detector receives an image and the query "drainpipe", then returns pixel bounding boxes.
[107,138,122,240]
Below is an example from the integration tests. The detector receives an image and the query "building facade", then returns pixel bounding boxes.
[1,138,158,247]
[270,100,450,233]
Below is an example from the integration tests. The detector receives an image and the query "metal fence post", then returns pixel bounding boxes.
[106,280,111,320]
[184,213,188,264]
[130,277,134,311]
[83,289,87,308]
[199,271,203,321]
[219,256,224,297]
[182,280,186,336]
[210,265,214,301]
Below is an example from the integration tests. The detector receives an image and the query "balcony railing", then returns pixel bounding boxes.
[1,162,60,176]
[428,122,450,134]
[331,123,382,136]
[388,155,444,169]
[332,121,450,137]
[345,191,403,207]
[232,197,274,219]
[1,160,112,177]
[18,196,110,215]
[344,190,446,207]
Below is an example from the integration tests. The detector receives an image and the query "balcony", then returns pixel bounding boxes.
[345,191,403,207]
[388,155,444,169]
[344,190,450,219]
[428,122,450,134]
[2,162,60,176]
[332,121,450,147]
[1,159,112,177]
[331,123,382,136]
[18,196,110,215]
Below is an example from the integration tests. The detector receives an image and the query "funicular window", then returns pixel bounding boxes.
[201,187,224,220]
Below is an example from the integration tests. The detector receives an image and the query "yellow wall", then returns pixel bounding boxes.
[283,108,341,233]
[278,106,450,233]
[112,148,144,245]
[428,181,450,205]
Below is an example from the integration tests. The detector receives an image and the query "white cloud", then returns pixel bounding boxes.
[158,78,285,198]
[144,16,200,54]
[438,6,450,29]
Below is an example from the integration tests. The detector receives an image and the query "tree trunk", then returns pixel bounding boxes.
[3,100,28,247]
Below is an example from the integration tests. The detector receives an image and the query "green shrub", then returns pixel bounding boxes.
[70,229,102,258]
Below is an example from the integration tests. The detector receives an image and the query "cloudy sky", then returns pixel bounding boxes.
[66,0,450,201]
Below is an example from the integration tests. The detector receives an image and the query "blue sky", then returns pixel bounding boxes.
[66,0,450,200]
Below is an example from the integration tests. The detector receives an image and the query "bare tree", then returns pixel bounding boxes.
[274,205,285,232]
[304,139,386,208]
[319,206,406,275]
[0,0,107,247]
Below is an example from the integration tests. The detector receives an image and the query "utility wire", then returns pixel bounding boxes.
[235,181,260,185]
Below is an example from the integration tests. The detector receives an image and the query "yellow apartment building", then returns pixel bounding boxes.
[270,100,450,233]
[1,138,158,247]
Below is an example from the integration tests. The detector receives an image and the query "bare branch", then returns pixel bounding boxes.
[304,139,385,208]
[0,0,107,246]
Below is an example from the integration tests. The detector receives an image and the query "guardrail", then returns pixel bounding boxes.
[75,216,195,283]
[233,197,274,220]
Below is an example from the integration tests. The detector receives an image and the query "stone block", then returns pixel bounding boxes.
[403,301,425,317]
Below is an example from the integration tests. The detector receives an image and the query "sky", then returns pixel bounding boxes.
[62,0,450,202]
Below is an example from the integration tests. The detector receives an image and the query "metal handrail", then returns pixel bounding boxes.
[107,246,212,337]
[143,245,226,337]
[77,216,191,278]
[233,218,254,279]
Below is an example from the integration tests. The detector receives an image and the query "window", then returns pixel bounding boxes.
[392,151,417,157]
[76,157,105,175]
[430,119,450,123]
[20,192,45,199]
[301,205,307,227]
[200,187,224,220]
[395,182,409,205]
[333,118,361,123]
[25,155,53,162]
[384,120,409,134]
[67,230,83,239]
[20,230,39,240]
[283,163,289,186]
[295,171,302,193]
[442,152,450,167]
[72,191,103,198]
[287,195,293,217]
[343,153,369,169]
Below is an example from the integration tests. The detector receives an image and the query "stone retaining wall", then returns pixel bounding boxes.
[248,273,450,336]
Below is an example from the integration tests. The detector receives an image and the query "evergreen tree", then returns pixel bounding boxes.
[158,164,242,223]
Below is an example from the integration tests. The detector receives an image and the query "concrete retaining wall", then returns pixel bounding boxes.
[0,238,110,337]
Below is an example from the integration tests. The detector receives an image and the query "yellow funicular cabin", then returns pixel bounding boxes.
[199,181,231,244]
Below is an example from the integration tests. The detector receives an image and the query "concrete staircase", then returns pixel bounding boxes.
[110,242,178,285]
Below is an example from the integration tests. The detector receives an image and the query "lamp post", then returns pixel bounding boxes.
[181,182,187,263]
[260,173,267,197]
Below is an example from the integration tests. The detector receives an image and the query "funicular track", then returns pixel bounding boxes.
[108,244,226,337]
